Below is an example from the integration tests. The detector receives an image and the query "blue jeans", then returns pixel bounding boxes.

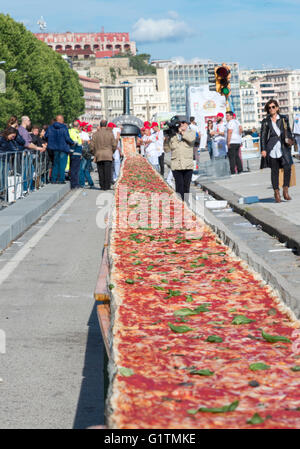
[79,158,94,187]
[70,155,81,189]
[23,153,34,192]
[51,151,68,183]
[207,140,214,160]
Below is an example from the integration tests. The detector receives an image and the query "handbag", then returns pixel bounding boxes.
[282,118,294,147]
[279,164,296,188]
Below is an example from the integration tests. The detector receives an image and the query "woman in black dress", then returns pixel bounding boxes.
[260,99,294,203]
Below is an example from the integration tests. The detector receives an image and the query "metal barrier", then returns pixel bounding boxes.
[0,150,50,207]
[240,137,261,171]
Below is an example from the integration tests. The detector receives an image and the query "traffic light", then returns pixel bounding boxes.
[215,64,231,97]
[208,67,216,91]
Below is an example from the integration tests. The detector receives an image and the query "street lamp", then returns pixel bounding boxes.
[0,65,17,93]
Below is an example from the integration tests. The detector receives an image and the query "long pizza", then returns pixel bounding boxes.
[106,138,300,429]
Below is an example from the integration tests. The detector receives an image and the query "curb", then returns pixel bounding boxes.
[0,184,70,252]
[191,193,300,318]
[199,180,300,253]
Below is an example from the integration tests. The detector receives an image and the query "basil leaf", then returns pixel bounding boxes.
[153,285,165,291]
[174,308,197,317]
[187,409,198,415]
[166,289,182,298]
[174,305,209,317]
[267,308,277,316]
[194,304,210,313]
[247,413,264,425]
[227,268,235,273]
[125,279,135,284]
[190,369,214,376]
[147,265,154,271]
[186,295,194,303]
[108,284,115,290]
[249,362,270,371]
[132,260,142,265]
[206,335,223,343]
[261,330,291,343]
[213,277,232,283]
[291,366,300,372]
[119,367,134,377]
[193,400,239,414]
[231,315,256,325]
[168,322,194,333]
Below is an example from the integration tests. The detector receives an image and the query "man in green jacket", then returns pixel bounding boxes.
[69,120,83,189]
[165,121,196,201]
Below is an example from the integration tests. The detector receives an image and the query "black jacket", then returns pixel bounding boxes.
[0,136,13,153]
[260,114,293,167]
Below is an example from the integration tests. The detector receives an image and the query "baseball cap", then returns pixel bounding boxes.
[217,113,224,118]
[151,122,159,128]
[107,122,116,128]
[144,121,151,127]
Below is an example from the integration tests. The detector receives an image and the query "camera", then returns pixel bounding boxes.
[163,115,187,138]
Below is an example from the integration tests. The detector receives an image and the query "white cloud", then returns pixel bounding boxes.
[132,17,192,43]
[167,10,180,19]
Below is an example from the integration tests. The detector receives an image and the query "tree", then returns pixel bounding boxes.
[112,52,157,76]
[0,14,84,128]
[129,53,156,76]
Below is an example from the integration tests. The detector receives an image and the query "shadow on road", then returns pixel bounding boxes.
[73,303,107,429]
[259,197,275,203]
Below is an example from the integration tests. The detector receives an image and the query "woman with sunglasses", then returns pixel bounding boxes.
[261,99,294,203]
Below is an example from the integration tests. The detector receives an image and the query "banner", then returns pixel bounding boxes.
[186,85,227,148]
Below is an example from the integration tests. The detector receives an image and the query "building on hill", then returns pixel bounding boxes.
[90,57,138,84]
[34,31,136,55]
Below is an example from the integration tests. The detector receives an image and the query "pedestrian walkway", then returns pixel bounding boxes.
[199,159,300,252]
[0,186,106,429]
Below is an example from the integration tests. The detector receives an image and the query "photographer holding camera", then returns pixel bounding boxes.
[165,120,196,201]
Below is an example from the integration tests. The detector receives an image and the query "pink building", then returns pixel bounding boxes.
[34,31,136,55]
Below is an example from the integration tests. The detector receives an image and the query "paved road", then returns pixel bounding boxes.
[0,185,107,429]
[206,158,300,226]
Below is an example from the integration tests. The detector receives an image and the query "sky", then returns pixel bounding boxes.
[1,0,299,69]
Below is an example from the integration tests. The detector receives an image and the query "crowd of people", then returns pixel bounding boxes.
[0,115,123,197]
[0,100,296,204]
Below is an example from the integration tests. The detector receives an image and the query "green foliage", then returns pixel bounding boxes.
[109,67,117,83]
[0,14,84,128]
[113,51,156,76]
